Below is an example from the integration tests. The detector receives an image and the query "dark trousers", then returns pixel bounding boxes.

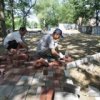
[7,40,19,50]
[37,49,59,60]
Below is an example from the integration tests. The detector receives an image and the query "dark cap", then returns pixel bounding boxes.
[53,28,63,38]
[19,26,27,31]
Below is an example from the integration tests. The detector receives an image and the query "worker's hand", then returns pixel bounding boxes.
[18,48,28,54]
[64,56,73,62]
[59,56,73,63]
[59,52,65,59]
[9,49,17,54]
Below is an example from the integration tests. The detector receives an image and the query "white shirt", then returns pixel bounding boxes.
[3,31,23,48]
[37,34,58,51]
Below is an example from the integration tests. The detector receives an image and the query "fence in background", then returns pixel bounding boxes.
[79,26,100,35]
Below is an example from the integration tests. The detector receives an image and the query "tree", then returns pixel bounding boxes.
[0,0,7,37]
[69,0,100,25]
[16,0,37,27]
[4,0,37,29]
[93,0,100,26]
[59,0,75,23]
[35,0,61,27]
[9,0,15,30]
[4,0,15,30]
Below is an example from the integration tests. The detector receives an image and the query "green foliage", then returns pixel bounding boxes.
[4,0,37,29]
[5,17,12,28]
[27,21,39,28]
[14,17,23,30]
[3,0,100,30]
[35,0,61,27]
[35,0,100,26]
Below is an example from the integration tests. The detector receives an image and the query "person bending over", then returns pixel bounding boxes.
[3,26,28,51]
[37,28,65,60]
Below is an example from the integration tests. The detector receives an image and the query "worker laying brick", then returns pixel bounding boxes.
[36,28,73,62]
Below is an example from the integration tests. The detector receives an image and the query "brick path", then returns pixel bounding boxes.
[0,33,100,100]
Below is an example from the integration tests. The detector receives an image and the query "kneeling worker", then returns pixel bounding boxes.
[3,26,28,51]
[37,28,65,60]
[3,27,28,60]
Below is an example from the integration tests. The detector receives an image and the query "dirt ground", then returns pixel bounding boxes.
[0,32,100,56]
[0,32,100,100]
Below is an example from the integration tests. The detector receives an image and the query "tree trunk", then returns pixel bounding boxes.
[95,0,99,26]
[9,0,15,31]
[0,0,7,37]
[12,8,15,31]
[22,16,27,27]
[22,0,37,27]
[96,10,99,26]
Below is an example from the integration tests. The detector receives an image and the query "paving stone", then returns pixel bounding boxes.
[9,85,29,100]
[2,75,21,85]
[0,85,15,99]
[54,92,79,100]
[87,86,100,97]
[16,76,33,86]
[26,86,41,100]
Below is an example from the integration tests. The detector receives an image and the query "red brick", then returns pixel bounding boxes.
[49,61,62,67]
[17,53,28,60]
[40,89,54,100]
[46,89,54,100]
[34,58,48,69]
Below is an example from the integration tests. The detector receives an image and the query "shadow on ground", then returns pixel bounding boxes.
[0,33,100,100]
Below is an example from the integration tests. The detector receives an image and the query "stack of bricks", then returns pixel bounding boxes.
[0,64,6,78]
[7,49,29,67]
[0,49,29,77]
[0,55,7,78]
